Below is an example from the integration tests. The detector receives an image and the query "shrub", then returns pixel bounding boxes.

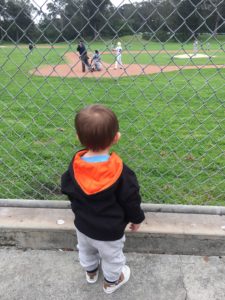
[142,32,152,40]
[154,30,170,42]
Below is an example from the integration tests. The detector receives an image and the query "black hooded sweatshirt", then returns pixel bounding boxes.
[61,150,145,241]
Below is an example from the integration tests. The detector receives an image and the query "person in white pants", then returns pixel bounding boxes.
[61,105,145,294]
[76,229,126,284]
[114,42,123,69]
[193,39,198,54]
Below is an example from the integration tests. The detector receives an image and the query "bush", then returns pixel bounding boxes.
[173,32,192,43]
[142,32,152,40]
[153,30,170,42]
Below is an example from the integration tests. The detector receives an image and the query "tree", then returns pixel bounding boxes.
[81,0,112,38]
[2,0,38,42]
[202,0,225,34]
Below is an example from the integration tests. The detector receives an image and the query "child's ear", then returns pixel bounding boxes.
[113,132,121,144]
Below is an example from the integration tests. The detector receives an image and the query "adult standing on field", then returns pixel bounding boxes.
[28,43,34,52]
[114,41,123,70]
[77,40,92,72]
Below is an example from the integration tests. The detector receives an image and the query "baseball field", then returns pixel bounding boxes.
[0,35,224,204]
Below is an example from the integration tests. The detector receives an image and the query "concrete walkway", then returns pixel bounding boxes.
[1,201,225,299]
[1,248,225,300]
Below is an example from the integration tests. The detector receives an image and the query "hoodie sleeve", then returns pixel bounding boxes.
[116,165,145,224]
[61,164,76,201]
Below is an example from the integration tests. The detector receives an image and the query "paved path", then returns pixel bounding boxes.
[1,248,225,300]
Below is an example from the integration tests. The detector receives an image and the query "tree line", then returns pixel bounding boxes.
[0,0,225,43]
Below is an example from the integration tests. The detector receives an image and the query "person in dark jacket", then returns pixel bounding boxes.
[28,43,33,51]
[77,40,92,72]
[61,104,145,294]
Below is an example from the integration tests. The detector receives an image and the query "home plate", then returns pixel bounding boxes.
[174,54,214,59]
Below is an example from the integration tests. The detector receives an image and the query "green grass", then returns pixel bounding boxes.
[0,38,224,205]
[86,34,225,51]
[102,51,225,66]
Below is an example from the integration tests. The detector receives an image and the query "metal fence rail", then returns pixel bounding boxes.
[0,0,224,205]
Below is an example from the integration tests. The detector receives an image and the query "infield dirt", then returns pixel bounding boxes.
[31,51,225,78]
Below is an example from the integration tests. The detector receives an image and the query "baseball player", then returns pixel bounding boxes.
[91,50,101,71]
[114,42,123,69]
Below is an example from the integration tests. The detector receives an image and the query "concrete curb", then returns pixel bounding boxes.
[1,205,225,255]
[1,199,225,215]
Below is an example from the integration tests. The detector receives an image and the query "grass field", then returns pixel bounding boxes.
[0,36,224,205]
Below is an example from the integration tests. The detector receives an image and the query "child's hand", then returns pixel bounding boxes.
[129,223,141,232]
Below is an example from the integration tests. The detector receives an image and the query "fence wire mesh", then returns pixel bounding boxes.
[0,0,224,204]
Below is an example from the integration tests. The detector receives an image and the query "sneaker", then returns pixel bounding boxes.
[103,265,130,294]
[86,268,99,284]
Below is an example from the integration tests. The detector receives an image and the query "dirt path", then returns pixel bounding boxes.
[31,52,225,79]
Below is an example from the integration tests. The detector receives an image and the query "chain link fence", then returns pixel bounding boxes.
[0,0,224,205]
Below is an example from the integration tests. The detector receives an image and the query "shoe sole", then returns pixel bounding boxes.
[103,266,130,294]
[86,269,99,284]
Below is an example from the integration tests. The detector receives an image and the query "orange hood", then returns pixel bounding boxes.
[73,150,123,195]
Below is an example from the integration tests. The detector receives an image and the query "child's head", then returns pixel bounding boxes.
[75,104,119,151]
[95,50,99,54]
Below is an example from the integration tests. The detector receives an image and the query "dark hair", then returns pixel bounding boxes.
[95,50,99,54]
[75,104,119,151]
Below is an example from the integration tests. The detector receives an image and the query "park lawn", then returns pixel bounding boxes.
[101,50,225,66]
[86,35,225,52]
[0,42,224,205]
[73,35,225,66]
[3,35,224,66]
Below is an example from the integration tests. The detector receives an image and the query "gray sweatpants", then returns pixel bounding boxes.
[76,228,126,282]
